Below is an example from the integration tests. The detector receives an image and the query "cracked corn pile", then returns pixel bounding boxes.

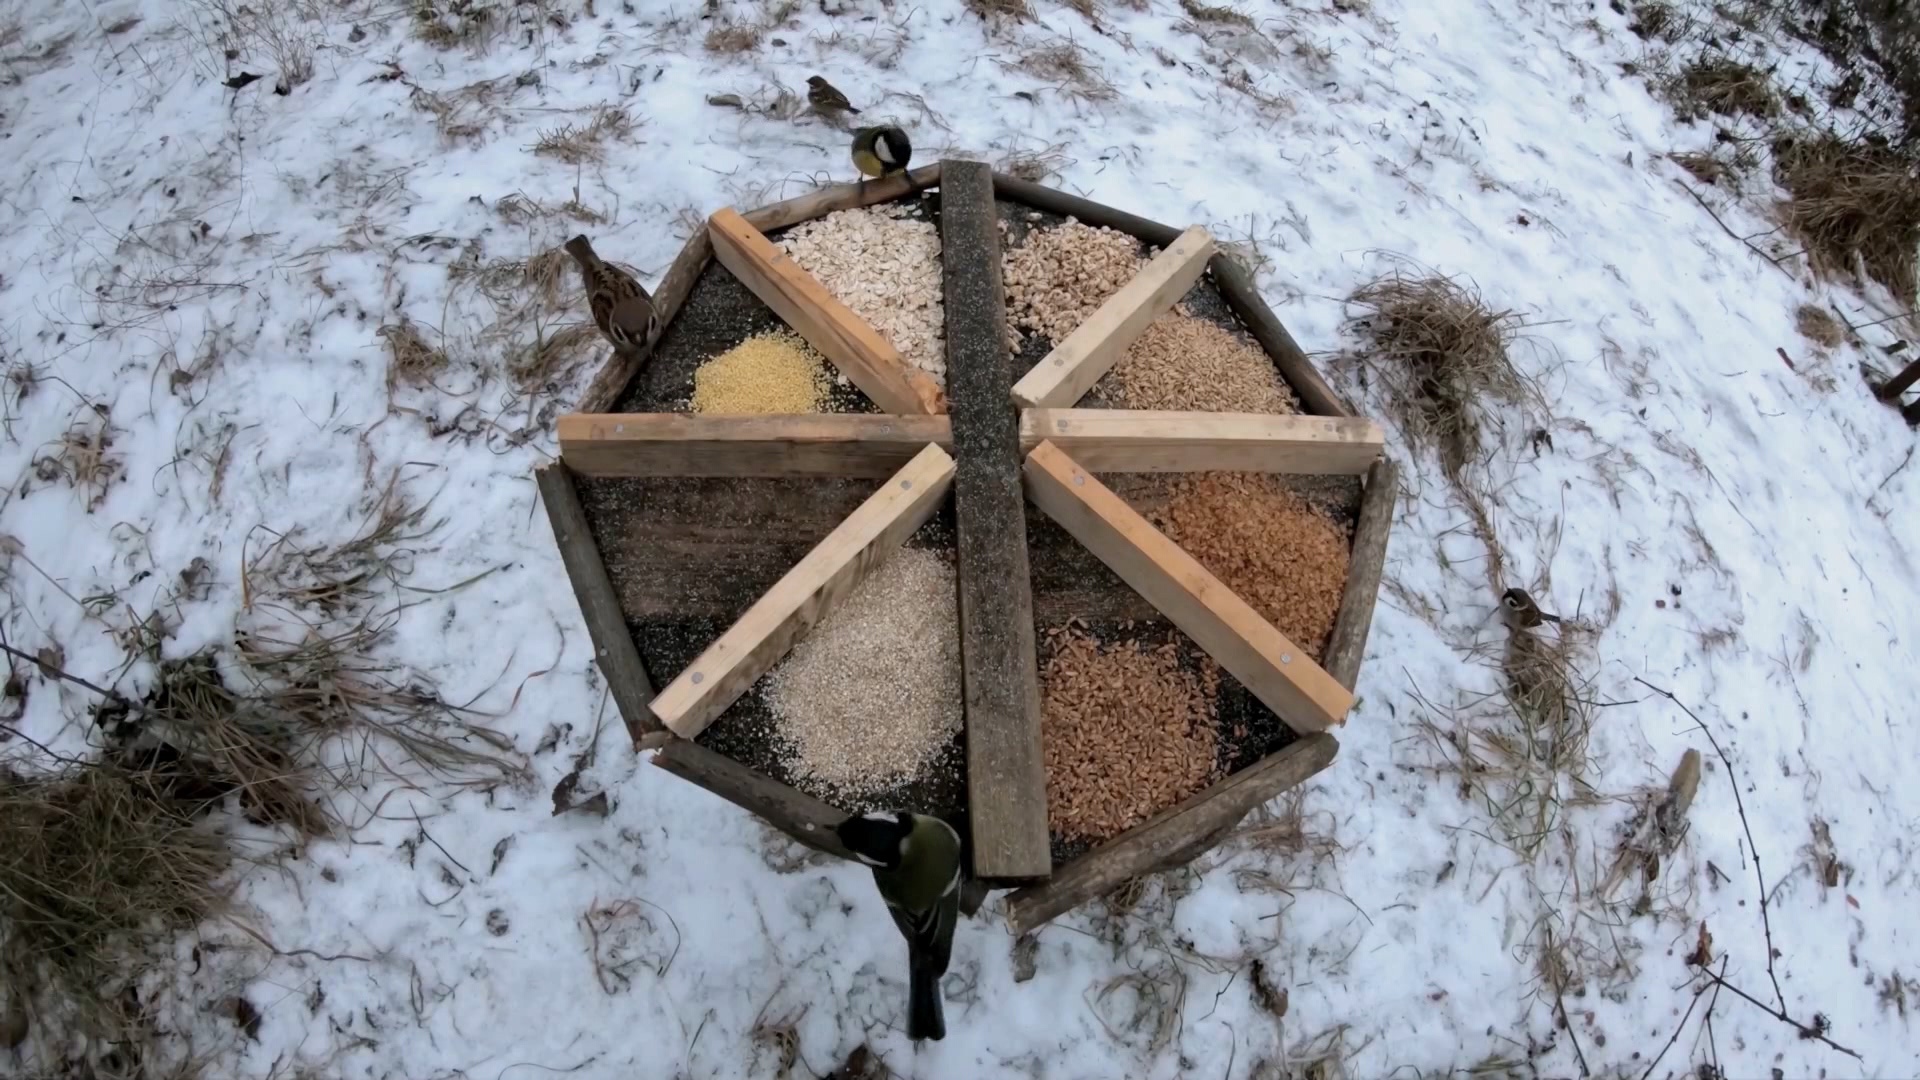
[764,547,961,801]
[690,330,829,413]
[1002,219,1145,344]
[1097,313,1301,414]
[778,204,947,384]
[1039,624,1220,843]
[1147,473,1351,659]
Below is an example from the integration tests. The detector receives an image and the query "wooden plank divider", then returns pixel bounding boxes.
[708,207,946,416]
[1321,458,1398,691]
[1018,409,1383,473]
[557,413,953,477]
[1023,441,1355,734]
[741,163,943,232]
[939,160,1052,883]
[649,444,957,739]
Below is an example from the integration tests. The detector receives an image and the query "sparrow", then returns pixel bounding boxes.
[806,75,861,115]
[835,810,961,1042]
[564,235,657,353]
[1499,587,1562,631]
[851,126,912,181]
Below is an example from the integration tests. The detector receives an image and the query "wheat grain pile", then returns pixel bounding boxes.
[1002,219,1145,344]
[1039,624,1220,843]
[1097,313,1301,414]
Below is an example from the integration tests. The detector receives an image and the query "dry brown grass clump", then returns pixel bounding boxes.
[703,21,763,53]
[1669,144,1758,189]
[31,411,124,512]
[965,0,1035,21]
[1775,133,1920,300]
[1346,269,1541,478]
[531,106,633,164]
[1040,626,1219,842]
[1179,0,1255,27]
[1015,42,1116,101]
[1098,313,1301,414]
[1795,303,1846,347]
[1663,56,1779,120]
[413,0,496,49]
[1627,0,1680,40]
[378,317,449,390]
[1003,220,1143,344]
[0,762,230,1062]
[1142,473,1350,659]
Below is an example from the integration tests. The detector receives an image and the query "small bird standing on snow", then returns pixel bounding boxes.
[835,810,961,1042]
[564,235,656,354]
[1499,587,1562,631]
[807,75,861,116]
[851,126,912,182]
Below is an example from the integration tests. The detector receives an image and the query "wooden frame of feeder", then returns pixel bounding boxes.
[542,161,1399,923]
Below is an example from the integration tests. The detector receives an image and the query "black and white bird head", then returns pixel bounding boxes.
[835,811,913,869]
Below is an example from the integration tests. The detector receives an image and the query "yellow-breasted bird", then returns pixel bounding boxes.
[835,810,961,1042]
[1499,587,1562,631]
[851,126,912,181]
[807,75,861,115]
[564,235,656,353]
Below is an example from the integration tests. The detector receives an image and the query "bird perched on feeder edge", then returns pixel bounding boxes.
[564,235,657,354]
[807,75,861,116]
[1499,587,1562,631]
[835,810,961,1042]
[851,125,912,183]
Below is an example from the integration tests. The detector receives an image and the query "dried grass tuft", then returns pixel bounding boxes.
[1775,133,1920,301]
[379,318,449,391]
[965,0,1035,21]
[31,410,125,511]
[1627,0,1680,40]
[1345,267,1544,478]
[414,0,497,49]
[1662,56,1778,121]
[532,106,633,164]
[702,21,763,53]
[1669,144,1756,188]
[0,762,230,1065]
[1015,42,1116,101]
[1795,303,1846,347]
[1179,0,1255,27]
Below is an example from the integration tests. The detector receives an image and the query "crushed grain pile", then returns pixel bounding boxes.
[690,330,829,414]
[765,547,961,800]
[779,205,947,384]
[1098,313,1301,413]
[1003,219,1145,344]
[1144,473,1351,659]
[1039,625,1219,842]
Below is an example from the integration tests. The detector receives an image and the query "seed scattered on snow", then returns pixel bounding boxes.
[1040,625,1219,843]
[778,204,947,385]
[765,547,961,800]
[1098,313,1301,414]
[690,330,829,414]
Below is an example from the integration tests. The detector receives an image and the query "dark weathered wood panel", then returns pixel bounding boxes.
[1322,458,1396,691]
[941,160,1051,883]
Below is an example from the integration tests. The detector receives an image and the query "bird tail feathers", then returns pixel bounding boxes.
[907,954,945,1041]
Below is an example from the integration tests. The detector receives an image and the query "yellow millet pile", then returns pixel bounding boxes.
[1097,313,1302,414]
[1146,473,1352,659]
[690,331,829,414]
[1039,625,1220,843]
[1002,219,1145,345]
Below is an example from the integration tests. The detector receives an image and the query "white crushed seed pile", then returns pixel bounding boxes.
[1040,624,1220,843]
[1002,218,1146,345]
[764,547,961,799]
[778,205,947,385]
[1096,312,1302,414]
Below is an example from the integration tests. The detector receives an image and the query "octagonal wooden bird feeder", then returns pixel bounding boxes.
[538,160,1397,932]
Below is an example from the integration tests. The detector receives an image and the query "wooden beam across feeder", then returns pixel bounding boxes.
[535,465,663,744]
[1009,226,1216,409]
[1017,409,1385,474]
[742,163,943,232]
[707,207,947,417]
[1023,440,1356,734]
[1322,458,1398,691]
[1003,733,1339,934]
[651,738,852,860]
[940,160,1052,883]
[648,443,958,740]
[557,413,954,477]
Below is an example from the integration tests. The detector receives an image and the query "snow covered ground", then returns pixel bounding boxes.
[2,0,1917,1076]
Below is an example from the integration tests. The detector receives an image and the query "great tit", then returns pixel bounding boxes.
[850,126,912,181]
[564,235,657,354]
[807,75,861,116]
[835,810,961,1042]
[1499,587,1562,630]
